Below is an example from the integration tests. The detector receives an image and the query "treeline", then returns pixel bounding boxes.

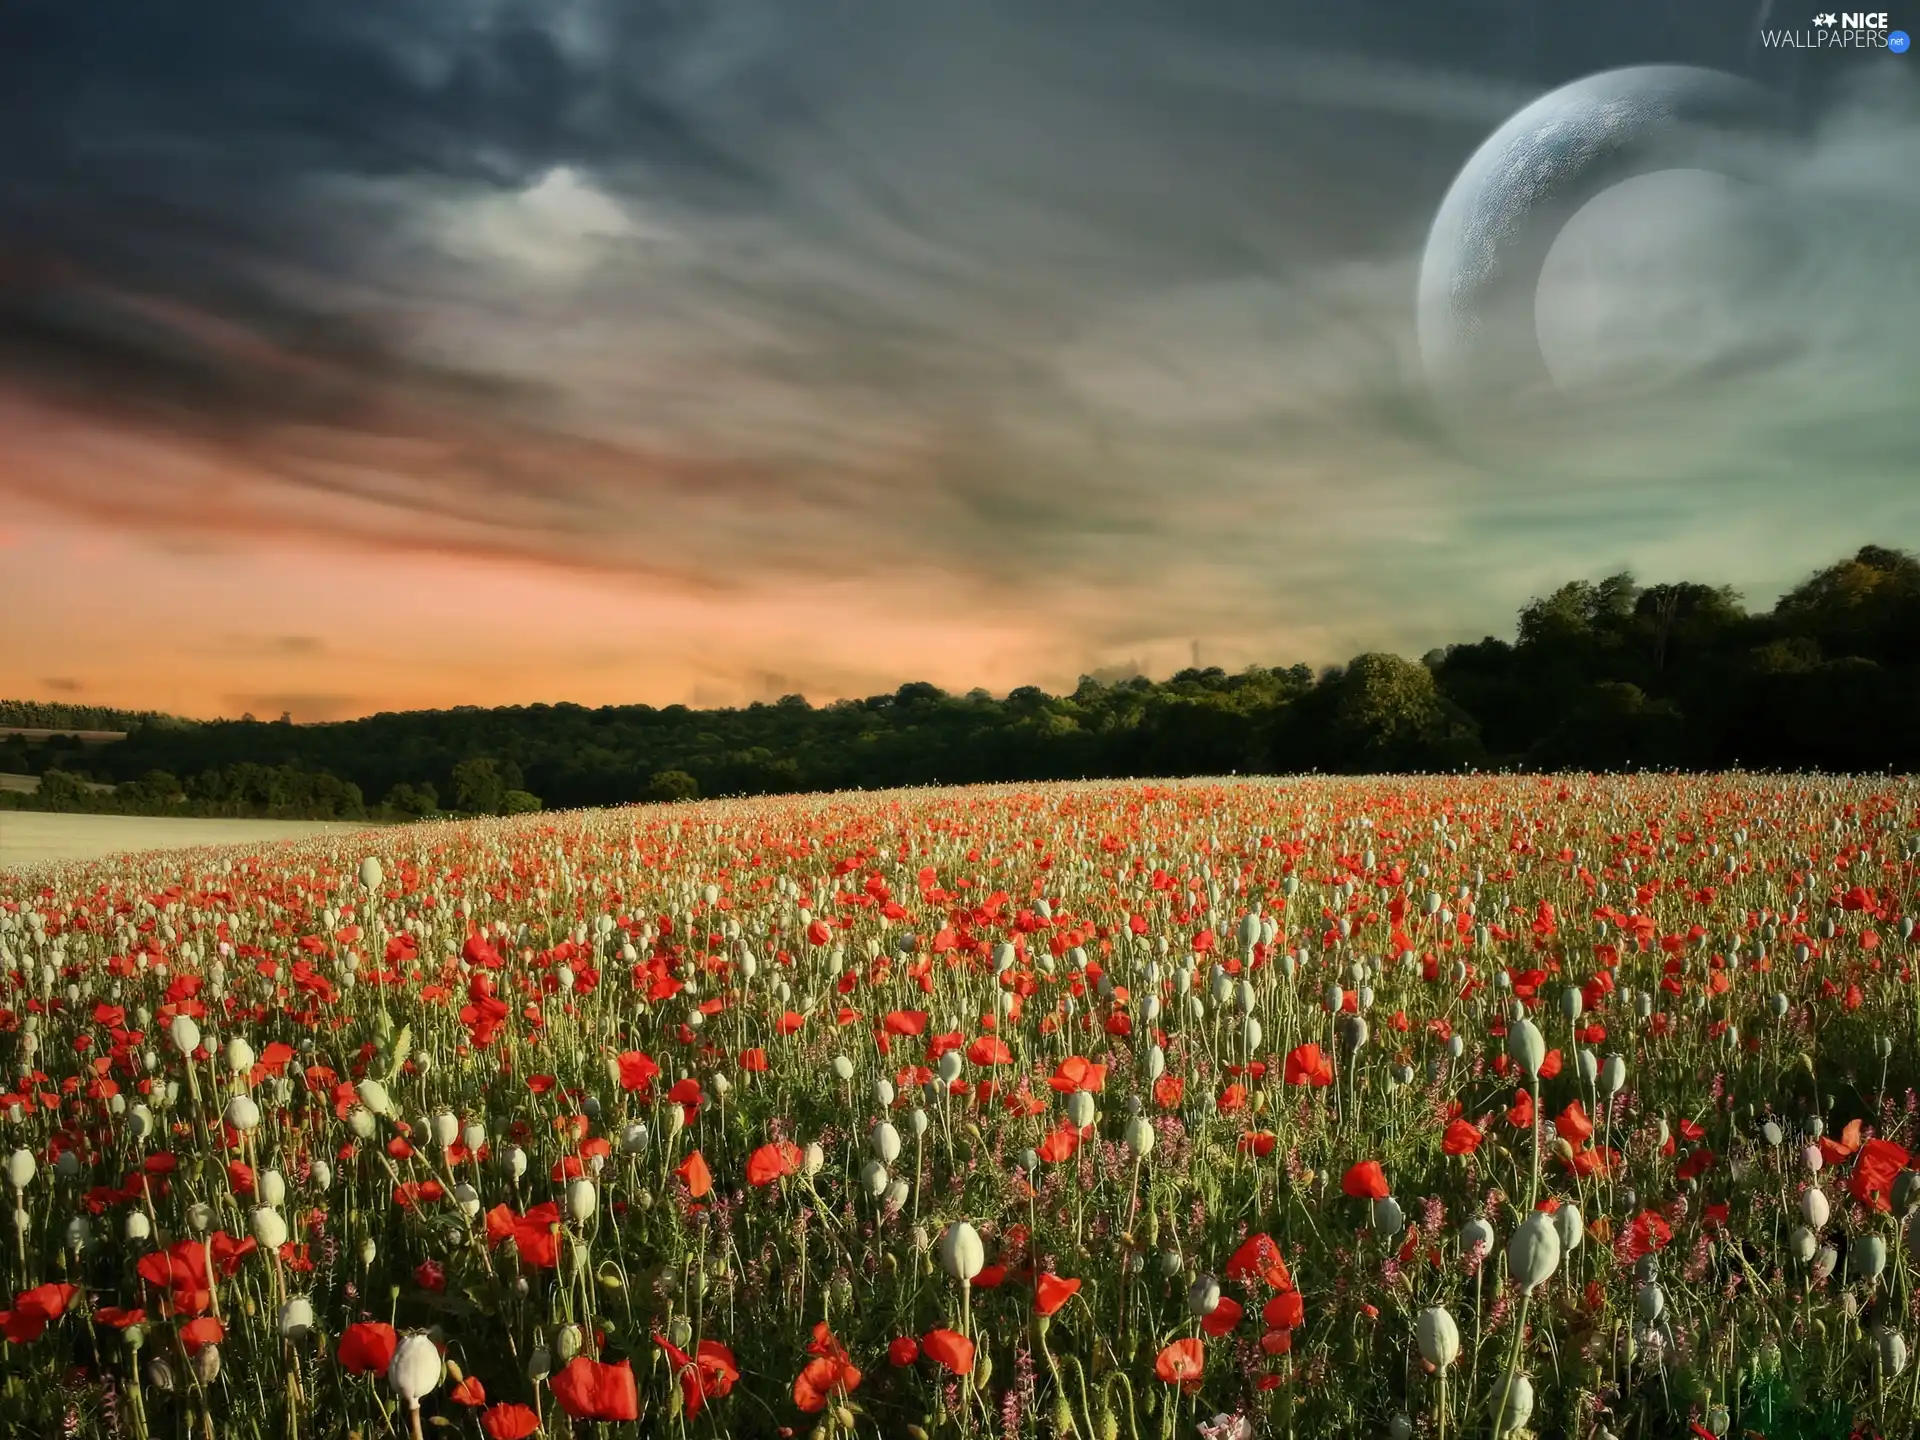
[0,701,181,732]
[2,545,1917,818]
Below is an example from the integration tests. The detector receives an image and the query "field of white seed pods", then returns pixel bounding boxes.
[0,775,1916,1440]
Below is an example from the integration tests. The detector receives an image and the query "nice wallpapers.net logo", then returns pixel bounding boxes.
[1761,11,1911,48]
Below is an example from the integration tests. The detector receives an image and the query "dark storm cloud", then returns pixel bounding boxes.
[0,0,1912,665]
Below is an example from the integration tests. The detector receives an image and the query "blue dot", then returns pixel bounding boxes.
[1891,28,1912,52]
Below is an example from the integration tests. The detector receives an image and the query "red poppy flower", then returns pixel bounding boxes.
[1283,1043,1334,1087]
[1850,1138,1910,1212]
[1154,1338,1204,1392]
[1224,1233,1292,1290]
[1341,1160,1390,1200]
[481,1404,540,1440]
[1034,1273,1081,1316]
[746,1141,804,1187]
[0,1283,75,1343]
[1199,1295,1243,1337]
[1263,1290,1305,1330]
[338,1321,399,1375]
[179,1316,225,1353]
[1442,1120,1483,1155]
[675,1151,713,1199]
[552,1357,640,1422]
[889,1336,920,1366]
[651,1337,739,1419]
[450,1376,487,1407]
[922,1328,975,1376]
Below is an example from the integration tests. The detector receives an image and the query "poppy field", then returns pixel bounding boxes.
[1,775,1918,1440]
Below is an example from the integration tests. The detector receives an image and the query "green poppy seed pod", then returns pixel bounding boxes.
[1340,1015,1367,1052]
[186,1202,213,1234]
[831,1056,854,1082]
[1065,1091,1097,1129]
[454,1182,480,1217]
[346,1106,377,1141]
[53,1149,79,1181]
[279,1296,314,1340]
[1761,1121,1784,1147]
[619,1122,649,1156]
[144,1355,175,1392]
[506,1146,529,1180]
[1188,1274,1221,1317]
[884,1177,910,1211]
[1560,987,1583,1022]
[1492,1373,1533,1434]
[224,1094,262,1133]
[1850,1234,1887,1281]
[937,1051,964,1085]
[4,1149,35,1191]
[937,1221,984,1282]
[226,1037,255,1075]
[1372,1195,1405,1236]
[1600,1053,1627,1096]
[1577,1050,1598,1086]
[1507,1212,1561,1293]
[1636,1282,1665,1321]
[908,1108,929,1138]
[1417,1306,1460,1368]
[356,1080,393,1117]
[1461,1217,1495,1256]
[1147,1045,1166,1081]
[1389,1417,1414,1440]
[567,1178,597,1224]
[169,1014,200,1056]
[554,1324,583,1362]
[526,1345,551,1382]
[1893,1171,1920,1214]
[1788,1225,1818,1262]
[1802,1188,1830,1228]
[311,1160,333,1192]
[250,1207,289,1249]
[1812,1246,1839,1283]
[126,1211,151,1243]
[191,1344,221,1386]
[127,1104,155,1141]
[1324,983,1344,1014]
[802,1142,825,1176]
[389,1333,440,1405]
[360,1236,378,1269]
[1506,1019,1546,1080]
[1555,1203,1585,1253]
[1123,1115,1155,1158]
[1880,1329,1909,1377]
[357,857,384,891]
[871,1121,902,1164]
[429,1110,459,1151]
[860,1159,890,1199]
[65,1216,90,1251]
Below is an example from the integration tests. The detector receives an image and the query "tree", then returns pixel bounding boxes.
[501,789,543,815]
[383,781,440,817]
[646,770,700,803]
[452,757,507,814]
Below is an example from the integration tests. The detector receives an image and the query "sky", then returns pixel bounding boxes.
[0,0,1915,721]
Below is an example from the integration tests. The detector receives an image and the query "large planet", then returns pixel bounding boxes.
[1417,65,1796,435]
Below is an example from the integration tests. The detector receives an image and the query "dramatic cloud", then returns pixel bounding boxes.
[0,0,1912,712]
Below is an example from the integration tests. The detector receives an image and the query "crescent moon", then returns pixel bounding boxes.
[1417,65,1793,424]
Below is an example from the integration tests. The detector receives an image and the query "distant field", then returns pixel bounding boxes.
[0,727,128,743]
[0,812,379,871]
[0,773,116,795]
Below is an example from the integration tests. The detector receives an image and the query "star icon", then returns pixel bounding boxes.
[1813,12,1837,23]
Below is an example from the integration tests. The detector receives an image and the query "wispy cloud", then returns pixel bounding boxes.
[0,0,1912,711]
